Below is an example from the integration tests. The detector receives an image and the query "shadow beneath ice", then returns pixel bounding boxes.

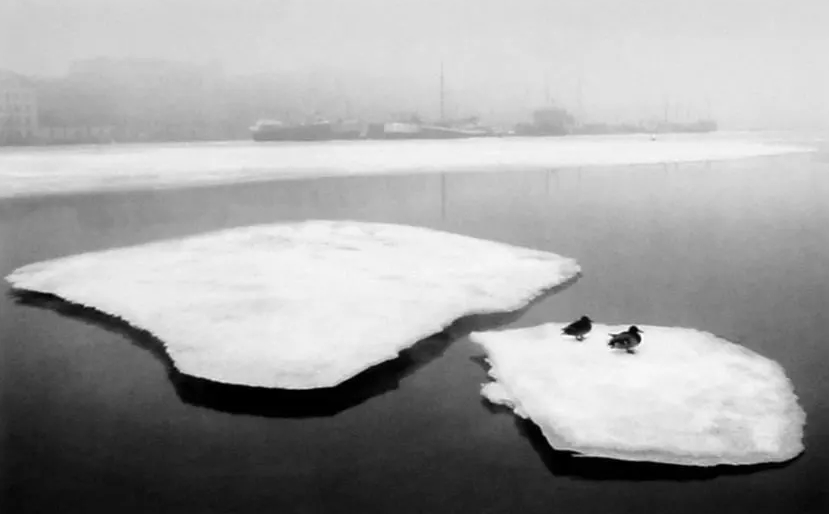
[514,418,800,482]
[9,289,176,368]
[9,274,579,419]
[172,332,452,418]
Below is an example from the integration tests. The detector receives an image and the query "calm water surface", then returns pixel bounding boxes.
[1,148,827,513]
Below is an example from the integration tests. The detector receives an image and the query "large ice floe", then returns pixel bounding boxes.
[471,323,805,466]
[6,221,580,389]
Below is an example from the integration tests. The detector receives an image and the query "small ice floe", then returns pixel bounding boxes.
[6,220,580,389]
[471,323,806,466]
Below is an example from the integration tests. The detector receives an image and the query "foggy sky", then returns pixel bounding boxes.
[2,0,827,129]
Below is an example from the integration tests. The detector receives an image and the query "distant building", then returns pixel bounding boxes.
[514,106,576,136]
[0,71,39,144]
[530,107,575,134]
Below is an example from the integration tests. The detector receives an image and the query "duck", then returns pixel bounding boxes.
[608,326,643,354]
[562,316,592,341]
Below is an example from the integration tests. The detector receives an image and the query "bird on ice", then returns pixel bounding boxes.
[608,326,643,354]
[562,316,592,341]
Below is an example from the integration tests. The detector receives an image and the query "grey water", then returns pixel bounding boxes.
[1,147,827,513]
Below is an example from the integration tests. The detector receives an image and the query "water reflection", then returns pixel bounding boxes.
[2,151,825,512]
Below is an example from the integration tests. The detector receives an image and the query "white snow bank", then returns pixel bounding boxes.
[471,323,805,466]
[6,221,580,389]
[0,133,813,198]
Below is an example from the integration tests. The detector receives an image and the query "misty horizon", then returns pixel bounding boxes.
[2,0,828,129]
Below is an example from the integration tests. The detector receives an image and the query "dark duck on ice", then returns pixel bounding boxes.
[608,326,643,354]
[562,316,592,341]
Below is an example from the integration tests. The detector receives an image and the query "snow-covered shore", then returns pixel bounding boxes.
[0,133,814,198]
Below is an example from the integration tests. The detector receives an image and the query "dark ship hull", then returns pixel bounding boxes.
[251,120,369,142]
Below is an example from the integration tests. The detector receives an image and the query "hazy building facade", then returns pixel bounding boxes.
[67,58,229,142]
[0,71,39,144]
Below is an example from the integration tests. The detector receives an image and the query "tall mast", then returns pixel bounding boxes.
[439,62,445,121]
[577,75,584,121]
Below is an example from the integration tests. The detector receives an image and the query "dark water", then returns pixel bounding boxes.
[1,150,828,513]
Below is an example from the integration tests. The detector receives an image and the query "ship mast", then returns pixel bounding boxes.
[440,61,445,122]
[577,75,584,122]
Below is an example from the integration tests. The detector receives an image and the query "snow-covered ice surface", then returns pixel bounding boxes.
[5,221,580,389]
[471,323,806,467]
[0,133,814,198]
